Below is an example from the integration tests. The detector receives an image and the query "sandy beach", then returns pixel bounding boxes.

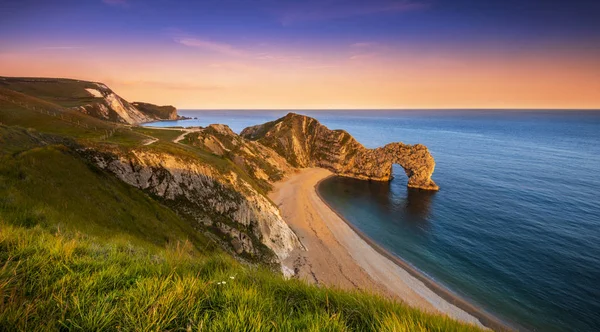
[270,168,508,330]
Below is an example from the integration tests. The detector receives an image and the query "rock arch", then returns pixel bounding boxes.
[335,142,439,190]
[241,113,439,191]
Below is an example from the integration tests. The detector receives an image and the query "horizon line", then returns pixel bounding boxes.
[177,108,600,111]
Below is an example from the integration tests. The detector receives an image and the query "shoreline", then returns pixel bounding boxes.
[270,168,514,331]
[314,174,515,332]
[139,116,193,126]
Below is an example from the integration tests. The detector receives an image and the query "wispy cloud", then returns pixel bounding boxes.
[102,0,129,7]
[38,46,86,50]
[175,38,247,57]
[275,0,427,25]
[172,33,303,63]
[349,53,378,61]
[349,41,387,61]
[108,79,222,91]
[255,53,303,62]
[351,42,376,48]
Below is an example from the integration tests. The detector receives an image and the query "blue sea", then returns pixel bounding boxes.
[146,110,600,331]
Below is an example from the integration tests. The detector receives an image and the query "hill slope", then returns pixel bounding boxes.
[0,76,481,331]
[0,81,302,266]
[0,77,181,124]
[0,220,481,331]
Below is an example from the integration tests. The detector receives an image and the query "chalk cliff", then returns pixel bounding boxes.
[75,83,152,125]
[89,149,302,265]
[241,113,439,190]
[0,76,154,125]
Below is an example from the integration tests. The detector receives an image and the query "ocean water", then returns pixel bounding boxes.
[146,110,600,331]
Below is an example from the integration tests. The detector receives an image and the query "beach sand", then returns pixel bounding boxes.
[270,168,504,330]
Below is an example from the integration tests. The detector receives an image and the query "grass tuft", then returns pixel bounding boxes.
[0,222,483,331]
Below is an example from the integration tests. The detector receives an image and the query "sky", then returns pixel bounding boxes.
[1,0,599,109]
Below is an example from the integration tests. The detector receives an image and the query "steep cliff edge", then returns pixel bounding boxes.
[0,77,184,125]
[0,77,153,125]
[241,113,439,190]
[131,102,179,120]
[88,148,302,264]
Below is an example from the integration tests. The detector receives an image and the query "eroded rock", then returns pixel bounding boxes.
[241,113,439,190]
[90,149,303,263]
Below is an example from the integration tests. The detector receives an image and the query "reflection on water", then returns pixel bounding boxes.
[405,188,436,219]
[321,176,436,233]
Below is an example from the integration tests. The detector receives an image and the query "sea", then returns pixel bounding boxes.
[145,110,600,331]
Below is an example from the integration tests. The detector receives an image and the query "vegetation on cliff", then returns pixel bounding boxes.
[0,85,299,265]
[131,102,179,120]
[0,77,474,331]
[0,77,181,124]
[241,113,439,190]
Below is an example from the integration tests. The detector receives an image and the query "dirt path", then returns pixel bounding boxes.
[139,126,202,145]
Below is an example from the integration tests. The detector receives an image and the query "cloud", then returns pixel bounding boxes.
[275,0,427,25]
[254,53,303,62]
[173,34,303,63]
[304,64,337,69]
[38,46,86,50]
[208,62,260,71]
[175,38,247,57]
[349,42,386,60]
[108,79,222,91]
[349,53,377,60]
[102,0,128,7]
[351,42,375,48]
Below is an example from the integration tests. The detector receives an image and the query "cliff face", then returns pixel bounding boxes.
[184,124,294,192]
[0,77,153,125]
[241,113,439,190]
[75,83,153,125]
[89,149,302,264]
[131,102,178,120]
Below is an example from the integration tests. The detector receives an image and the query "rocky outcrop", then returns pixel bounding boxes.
[90,149,303,264]
[0,76,153,125]
[185,124,294,192]
[241,113,439,190]
[131,102,179,121]
[76,83,152,125]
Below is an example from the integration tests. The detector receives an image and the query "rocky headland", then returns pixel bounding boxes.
[131,102,181,121]
[0,77,184,125]
[241,113,439,190]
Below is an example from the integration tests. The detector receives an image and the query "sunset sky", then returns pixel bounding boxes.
[1,0,599,109]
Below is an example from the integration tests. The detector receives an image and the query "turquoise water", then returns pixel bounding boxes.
[146,110,600,331]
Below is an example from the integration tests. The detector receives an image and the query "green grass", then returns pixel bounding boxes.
[0,88,148,147]
[0,83,486,331]
[0,221,483,331]
[132,126,185,142]
[0,125,215,253]
[0,76,105,108]
[0,91,269,194]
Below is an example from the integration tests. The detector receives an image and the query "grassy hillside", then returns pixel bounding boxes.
[0,76,104,108]
[0,221,482,331]
[0,125,215,252]
[0,79,485,331]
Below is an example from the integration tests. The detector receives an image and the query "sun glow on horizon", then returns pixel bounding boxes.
[1,0,599,109]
